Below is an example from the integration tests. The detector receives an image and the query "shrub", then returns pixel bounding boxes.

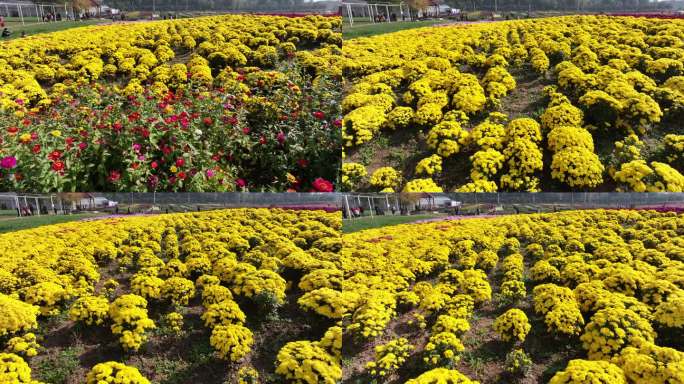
[654,296,684,329]
[580,307,656,360]
[432,315,470,336]
[201,285,234,307]
[209,323,254,362]
[550,147,604,189]
[237,366,260,384]
[549,359,626,384]
[21,282,68,316]
[426,121,469,158]
[160,277,195,306]
[493,309,531,342]
[108,294,156,351]
[85,361,150,384]
[530,260,560,283]
[544,302,585,336]
[369,167,401,191]
[618,342,684,384]
[366,338,413,378]
[405,368,479,383]
[275,340,341,384]
[202,300,246,328]
[5,333,40,358]
[424,332,465,367]
[0,294,39,337]
[504,349,533,375]
[130,274,164,300]
[69,296,109,326]
[0,353,41,383]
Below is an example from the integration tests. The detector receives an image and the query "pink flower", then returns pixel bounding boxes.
[132,143,141,153]
[78,142,88,151]
[206,169,215,178]
[0,156,17,169]
[180,116,189,128]
[108,170,121,183]
[277,131,286,144]
[236,178,246,188]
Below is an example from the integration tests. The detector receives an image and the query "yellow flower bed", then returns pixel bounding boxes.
[342,209,684,382]
[0,208,341,382]
[0,14,341,109]
[341,16,684,191]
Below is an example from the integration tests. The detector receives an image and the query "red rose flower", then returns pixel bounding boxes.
[32,144,41,154]
[259,136,267,145]
[236,178,246,188]
[175,158,185,167]
[7,126,18,136]
[177,171,186,179]
[313,111,325,120]
[203,117,213,126]
[297,159,309,168]
[242,127,251,135]
[312,178,334,192]
[277,131,286,145]
[151,161,159,169]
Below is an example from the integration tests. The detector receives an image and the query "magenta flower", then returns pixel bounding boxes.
[0,156,17,169]
[206,169,215,178]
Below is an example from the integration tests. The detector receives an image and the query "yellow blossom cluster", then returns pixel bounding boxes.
[366,337,413,377]
[85,361,150,384]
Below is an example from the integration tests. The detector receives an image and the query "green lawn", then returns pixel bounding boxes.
[343,19,453,39]
[0,213,106,233]
[1,20,107,41]
[343,213,448,233]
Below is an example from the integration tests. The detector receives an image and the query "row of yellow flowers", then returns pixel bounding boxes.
[340,16,684,192]
[0,208,342,383]
[0,14,341,109]
[341,209,684,382]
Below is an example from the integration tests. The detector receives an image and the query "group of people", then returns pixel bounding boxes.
[1,16,10,38]
[41,12,63,22]
[344,204,399,218]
